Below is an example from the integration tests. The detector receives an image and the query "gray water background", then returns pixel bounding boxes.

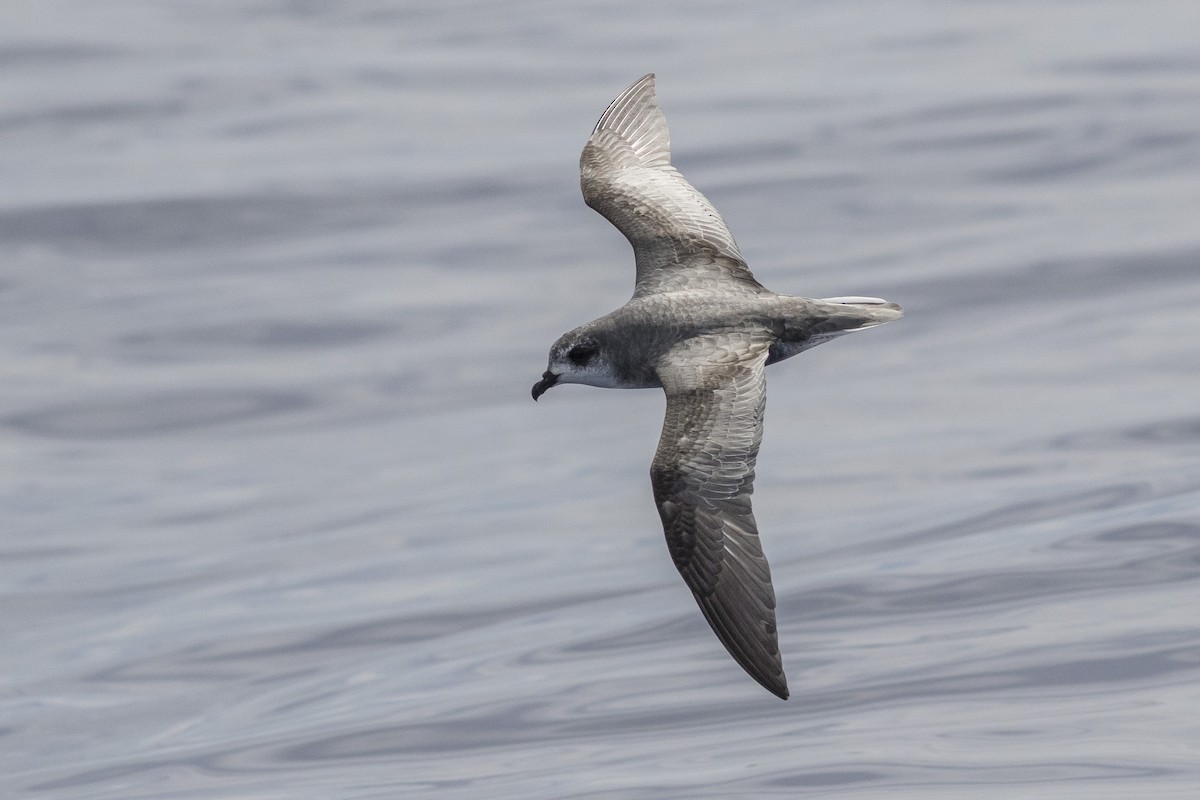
[4,1,1200,797]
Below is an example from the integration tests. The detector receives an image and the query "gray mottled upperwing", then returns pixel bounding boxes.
[580,74,765,297]
[651,334,788,699]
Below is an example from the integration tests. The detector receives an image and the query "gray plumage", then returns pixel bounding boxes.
[533,74,902,700]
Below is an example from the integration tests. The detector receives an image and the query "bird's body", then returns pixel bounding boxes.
[533,74,901,700]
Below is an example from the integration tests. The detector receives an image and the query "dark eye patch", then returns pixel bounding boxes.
[567,344,597,365]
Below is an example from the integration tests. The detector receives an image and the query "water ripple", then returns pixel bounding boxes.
[5,389,311,438]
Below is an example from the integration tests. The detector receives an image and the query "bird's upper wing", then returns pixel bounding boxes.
[651,333,787,699]
[580,74,765,297]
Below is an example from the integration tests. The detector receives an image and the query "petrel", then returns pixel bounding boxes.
[532,74,902,700]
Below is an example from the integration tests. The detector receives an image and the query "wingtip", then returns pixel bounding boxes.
[757,670,790,700]
[591,73,664,140]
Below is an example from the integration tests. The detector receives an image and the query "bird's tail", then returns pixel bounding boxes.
[767,296,903,364]
[816,296,904,328]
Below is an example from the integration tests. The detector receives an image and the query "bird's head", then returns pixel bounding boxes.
[532,329,620,400]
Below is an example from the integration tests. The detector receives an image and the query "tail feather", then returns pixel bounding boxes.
[819,295,894,306]
[813,297,904,331]
[767,296,902,365]
[818,296,904,325]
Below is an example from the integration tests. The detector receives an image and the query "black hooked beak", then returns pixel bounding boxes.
[531,371,558,401]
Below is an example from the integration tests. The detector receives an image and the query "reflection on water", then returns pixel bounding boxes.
[4,1,1200,798]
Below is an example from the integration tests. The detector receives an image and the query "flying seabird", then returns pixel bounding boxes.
[532,74,902,700]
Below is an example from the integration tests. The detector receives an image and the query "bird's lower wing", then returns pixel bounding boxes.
[651,334,787,699]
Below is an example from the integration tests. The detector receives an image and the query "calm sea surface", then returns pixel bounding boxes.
[4,1,1200,797]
